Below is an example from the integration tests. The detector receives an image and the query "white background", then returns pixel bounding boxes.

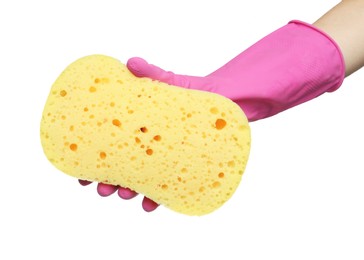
[1,0,363,259]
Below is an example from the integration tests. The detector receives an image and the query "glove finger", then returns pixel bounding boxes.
[97,183,118,197]
[127,57,189,87]
[118,187,138,200]
[79,179,92,186]
[142,196,159,212]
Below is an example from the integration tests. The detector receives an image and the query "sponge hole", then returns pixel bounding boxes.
[210,107,219,114]
[69,143,78,151]
[215,119,227,130]
[228,161,235,167]
[99,152,107,160]
[140,127,148,133]
[153,135,161,141]
[212,181,221,188]
[112,119,121,127]
[60,90,67,97]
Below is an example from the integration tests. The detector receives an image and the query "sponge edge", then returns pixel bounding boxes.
[40,55,251,216]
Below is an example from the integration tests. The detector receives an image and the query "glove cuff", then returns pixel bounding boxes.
[288,20,346,92]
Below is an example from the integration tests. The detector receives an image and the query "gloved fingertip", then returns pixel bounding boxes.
[79,179,92,186]
[97,183,118,197]
[142,196,159,212]
[118,187,138,200]
[126,57,149,77]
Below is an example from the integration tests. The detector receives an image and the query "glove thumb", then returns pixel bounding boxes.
[127,57,190,87]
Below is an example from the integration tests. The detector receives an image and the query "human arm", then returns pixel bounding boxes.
[313,0,364,76]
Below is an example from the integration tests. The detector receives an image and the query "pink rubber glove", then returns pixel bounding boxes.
[127,20,345,122]
[80,20,345,213]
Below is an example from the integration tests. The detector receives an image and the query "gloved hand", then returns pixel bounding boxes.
[127,20,345,121]
[81,20,345,212]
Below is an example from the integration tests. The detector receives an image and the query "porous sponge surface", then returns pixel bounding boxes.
[40,55,251,215]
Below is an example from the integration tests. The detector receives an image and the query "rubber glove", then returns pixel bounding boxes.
[81,20,345,212]
[127,20,345,122]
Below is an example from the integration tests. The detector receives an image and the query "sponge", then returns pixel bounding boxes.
[40,55,251,216]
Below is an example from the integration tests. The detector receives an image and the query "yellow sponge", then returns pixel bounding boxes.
[40,55,251,215]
